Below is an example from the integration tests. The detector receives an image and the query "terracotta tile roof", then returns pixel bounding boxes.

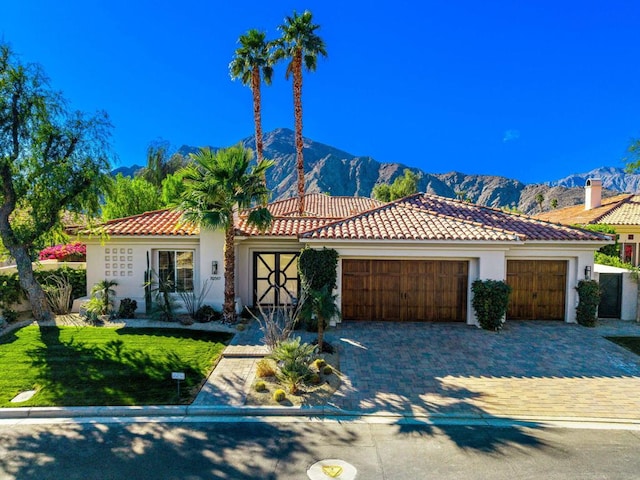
[94,209,199,236]
[302,194,612,242]
[301,203,522,241]
[265,193,383,218]
[534,194,632,225]
[235,217,336,237]
[597,195,640,225]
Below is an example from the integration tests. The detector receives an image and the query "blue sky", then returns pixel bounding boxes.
[3,1,639,184]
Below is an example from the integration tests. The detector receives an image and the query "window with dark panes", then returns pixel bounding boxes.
[158,250,194,292]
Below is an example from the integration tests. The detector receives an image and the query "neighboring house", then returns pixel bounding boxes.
[536,179,640,265]
[82,193,611,325]
[536,178,639,320]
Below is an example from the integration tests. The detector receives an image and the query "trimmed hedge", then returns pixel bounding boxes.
[576,279,600,327]
[471,279,512,331]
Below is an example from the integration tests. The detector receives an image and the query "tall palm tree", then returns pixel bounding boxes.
[178,145,273,322]
[229,29,273,165]
[273,10,327,215]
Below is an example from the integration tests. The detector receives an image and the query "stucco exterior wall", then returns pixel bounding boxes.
[86,236,201,314]
[595,264,638,321]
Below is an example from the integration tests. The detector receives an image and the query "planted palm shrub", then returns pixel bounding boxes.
[86,279,118,319]
[471,279,512,331]
[271,337,316,394]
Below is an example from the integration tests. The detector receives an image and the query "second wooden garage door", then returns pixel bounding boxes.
[342,259,468,322]
[506,260,567,320]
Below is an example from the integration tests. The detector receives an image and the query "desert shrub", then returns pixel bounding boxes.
[118,298,137,319]
[273,389,286,402]
[254,381,267,392]
[256,359,277,378]
[249,303,301,350]
[41,274,73,314]
[35,267,86,300]
[576,279,600,327]
[179,280,212,321]
[322,365,333,375]
[194,305,220,323]
[471,279,512,331]
[313,358,326,370]
[309,373,321,385]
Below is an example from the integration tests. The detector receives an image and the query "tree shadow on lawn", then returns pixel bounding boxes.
[27,326,224,406]
[0,420,356,480]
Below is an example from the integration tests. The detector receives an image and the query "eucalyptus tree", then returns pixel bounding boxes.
[0,44,112,321]
[229,29,273,165]
[178,145,273,322]
[273,10,327,215]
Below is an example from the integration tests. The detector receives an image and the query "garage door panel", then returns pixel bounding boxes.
[342,259,468,322]
[507,260,566,320]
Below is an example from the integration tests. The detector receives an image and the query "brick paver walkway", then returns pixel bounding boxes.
[329,320,640,420]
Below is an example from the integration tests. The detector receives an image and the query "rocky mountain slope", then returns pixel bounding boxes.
[143,127,632,215]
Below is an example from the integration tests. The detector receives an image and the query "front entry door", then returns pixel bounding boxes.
[253,252,299,306]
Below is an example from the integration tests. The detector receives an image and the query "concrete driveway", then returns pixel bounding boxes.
[328,320,640,421]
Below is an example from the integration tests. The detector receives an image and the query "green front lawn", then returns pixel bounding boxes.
[606,337,640,356]
[0,326,232,407]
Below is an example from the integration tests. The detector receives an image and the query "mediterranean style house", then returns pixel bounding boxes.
[536,179,640,320]
[536,179,640,266]
[82,193,611,324]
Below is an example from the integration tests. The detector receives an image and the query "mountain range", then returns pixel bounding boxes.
[114,128,640,215]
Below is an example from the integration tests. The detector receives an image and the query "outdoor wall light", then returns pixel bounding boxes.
[584,265,591,280]
[212,261,219,275]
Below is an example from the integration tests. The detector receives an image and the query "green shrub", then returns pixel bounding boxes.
[1,309,18,323]
[309,373,321,385]
[576,279,600,327]
[273,389,286,402]
[0,273,24,310]
[322,365,333,375]
[471,279,512,331]
[118,298,137,319]
[35,267,86,300]
[254,381,267,392]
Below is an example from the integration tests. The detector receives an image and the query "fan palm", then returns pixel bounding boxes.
[178,145,273,322]
[229,29,273,165]
[273,10,327,215]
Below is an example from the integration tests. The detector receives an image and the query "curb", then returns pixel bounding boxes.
[2,405,640,429]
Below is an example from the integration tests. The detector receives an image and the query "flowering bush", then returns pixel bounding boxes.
[39,242,86,262]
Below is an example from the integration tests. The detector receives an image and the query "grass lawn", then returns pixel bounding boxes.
[606,337,640,356]
[0,325,232,407]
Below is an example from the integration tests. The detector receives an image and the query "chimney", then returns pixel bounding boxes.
[585,178,602,210]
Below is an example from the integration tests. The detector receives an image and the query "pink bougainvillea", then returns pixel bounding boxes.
[39,242,87,262]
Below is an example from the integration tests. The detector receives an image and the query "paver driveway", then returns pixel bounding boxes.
[329,321,640,420]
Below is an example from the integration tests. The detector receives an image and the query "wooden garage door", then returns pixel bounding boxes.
[342,259,468,322]
[506,260,566,320]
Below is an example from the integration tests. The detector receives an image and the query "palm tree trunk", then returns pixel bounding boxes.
[252,67,264,164]
[223,223,237,323]
[293,49,305,215]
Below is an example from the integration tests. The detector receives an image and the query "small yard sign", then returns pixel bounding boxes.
[171,372,186,380]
